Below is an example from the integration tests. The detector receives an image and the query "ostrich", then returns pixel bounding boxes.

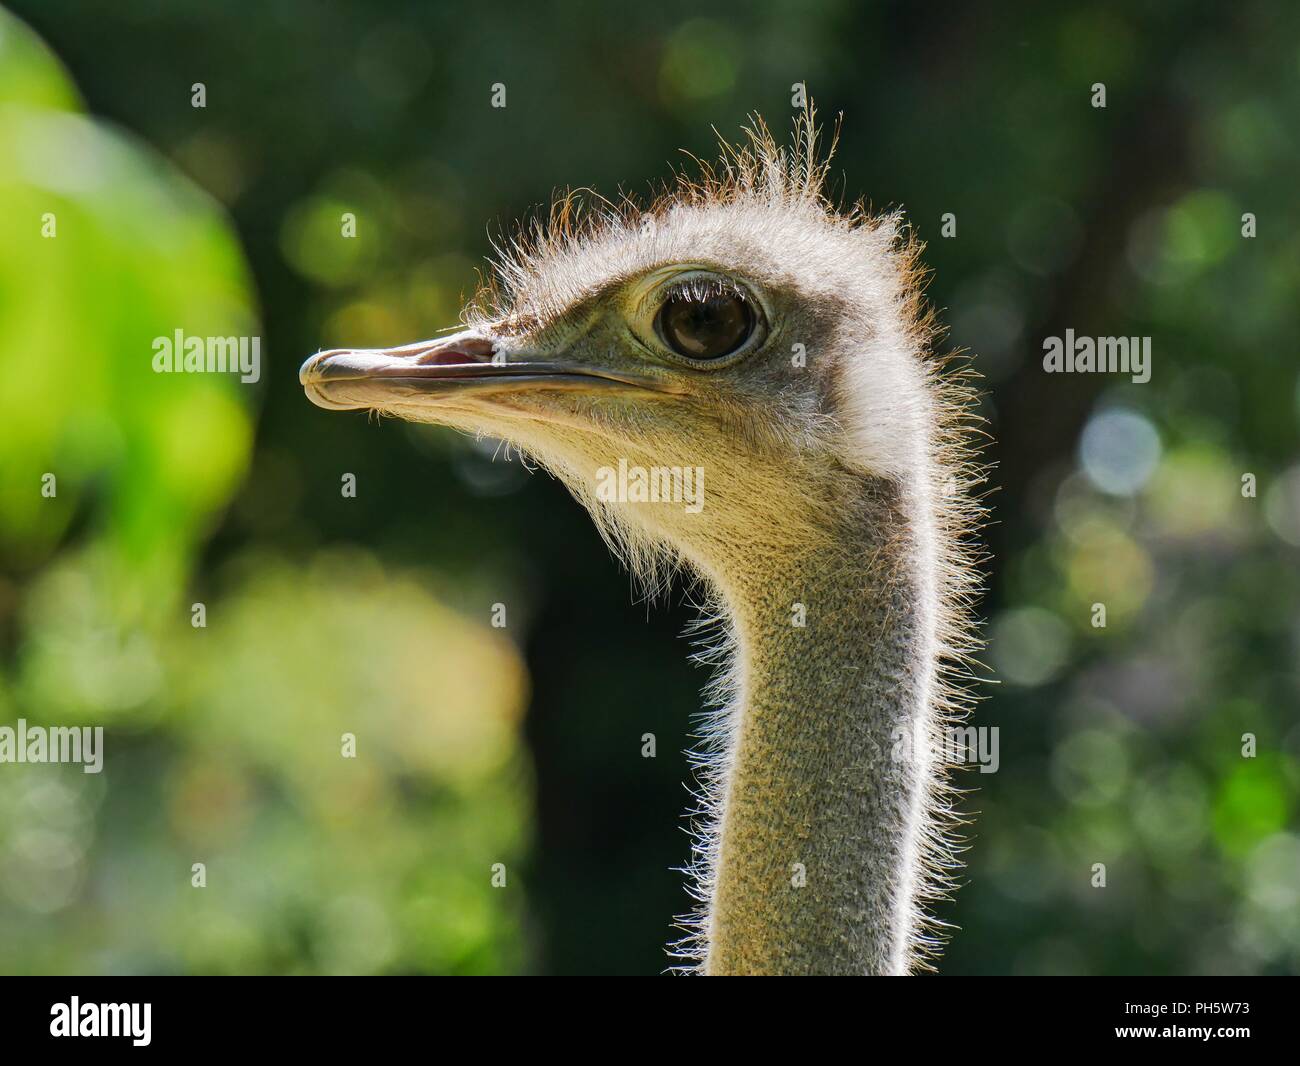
[300,111,984,975]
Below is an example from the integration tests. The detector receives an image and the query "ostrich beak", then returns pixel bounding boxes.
[300,329,677,412]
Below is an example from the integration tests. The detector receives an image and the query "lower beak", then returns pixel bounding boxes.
[299,329,675,411]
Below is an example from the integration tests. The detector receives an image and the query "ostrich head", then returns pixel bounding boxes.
[301,111,982,975]
[302,115,962,590]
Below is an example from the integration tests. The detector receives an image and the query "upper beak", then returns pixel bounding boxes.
[299,329,677,411]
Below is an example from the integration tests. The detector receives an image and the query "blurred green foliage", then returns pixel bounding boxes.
[0,7,530,974]
[1,1,1298,975]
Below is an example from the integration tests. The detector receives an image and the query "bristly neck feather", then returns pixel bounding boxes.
[677,470,947,975]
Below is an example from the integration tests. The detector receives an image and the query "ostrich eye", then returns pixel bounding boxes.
[656,281,756,361]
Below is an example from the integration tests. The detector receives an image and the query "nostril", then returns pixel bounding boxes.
[414,336,496,366]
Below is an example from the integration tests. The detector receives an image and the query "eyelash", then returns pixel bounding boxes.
[662,276,746,306]
[632,273,747,322]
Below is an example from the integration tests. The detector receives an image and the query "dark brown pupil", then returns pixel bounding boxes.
[658,291,754,360]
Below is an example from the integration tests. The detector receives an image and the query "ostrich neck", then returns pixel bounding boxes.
[702,475,937,976]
